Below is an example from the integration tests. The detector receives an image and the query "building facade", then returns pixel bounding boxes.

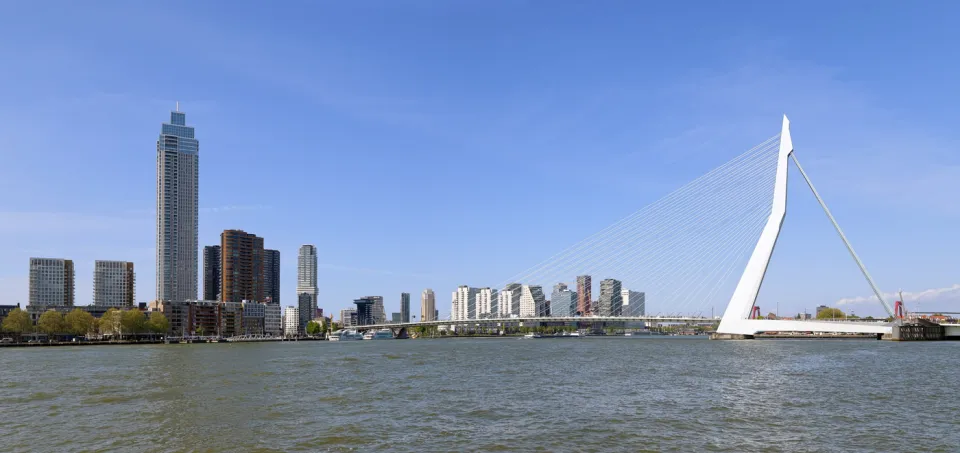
[340,308,357,327]
[400,292,410,323]
[202,245,221,301]
[242,300,265,335]
[519,285,545,318]
[452,286,479,321]
[391,312,401,323]
[220,230,265,303]
[497,283,522,317]
[420,289,436,322]
[263,249,280,304]
[93,260,135,308]
[370,296,386,324]
[598,279,622,316]
[621,289,645,317]
[283,305,300,337]
[476,287,498,318]
[354,298,376,326]
[156,108,199,302]
[264,303,282,336]
[297,245,318,332]
[29,258,75,307]
[576,275,592,315]
[551,283,577,318]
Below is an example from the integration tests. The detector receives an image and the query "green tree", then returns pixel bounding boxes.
[100,308,122,337]
[64,308,95,336]
[306,320,322,335]
[148,312,170,334]
[37,310,65,335]
[1,307,33,334]
[816,307,846,319]
[121,310,147,334]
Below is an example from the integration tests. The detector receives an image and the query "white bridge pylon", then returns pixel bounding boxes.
[716,116,893,336]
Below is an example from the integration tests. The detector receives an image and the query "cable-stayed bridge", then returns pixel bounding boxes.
[359,116,907,338]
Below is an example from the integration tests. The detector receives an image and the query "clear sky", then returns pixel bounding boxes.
[1,1,958,318]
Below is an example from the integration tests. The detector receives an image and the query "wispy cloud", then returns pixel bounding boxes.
[836,284,960,306]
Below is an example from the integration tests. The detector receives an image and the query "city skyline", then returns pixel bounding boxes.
[2,3,960,318]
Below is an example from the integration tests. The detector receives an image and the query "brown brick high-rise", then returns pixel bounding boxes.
[220,230,264,303]
[576,275,592,315]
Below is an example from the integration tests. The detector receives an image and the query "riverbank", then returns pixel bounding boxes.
[0,337,326,348]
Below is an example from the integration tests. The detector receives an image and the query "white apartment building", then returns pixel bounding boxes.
[519,285,545,318]
[283,305,300,337]
[452,286,479,320]
[476,287,498,318]
[93,260,135,307]
[29,258,75,307]
[296,245,318,332]
[497,285,521,318]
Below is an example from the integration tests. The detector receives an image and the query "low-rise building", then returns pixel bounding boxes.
[264,303,282,336]
[242,300,265,335]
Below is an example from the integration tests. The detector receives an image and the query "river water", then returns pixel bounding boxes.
[1,337,957,452]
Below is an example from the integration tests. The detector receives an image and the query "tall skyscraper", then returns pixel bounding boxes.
[93,261,135,308]
[263,249,280,304]
[368,296,386,324]
[576,275,592,315]
[519,285,545,317]
[420,289,436,321]
[202,245,221,301]
[598,278,623,316]
[400,292,411,323]
[29,258,75,307]
[156,107,199,302]
[621,289,645,317]
[297,245,318,331]
[551,283,577,318]
[220,230,265,303]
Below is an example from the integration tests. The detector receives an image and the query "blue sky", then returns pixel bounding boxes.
[1,1,958,318]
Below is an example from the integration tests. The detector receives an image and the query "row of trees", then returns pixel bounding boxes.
[1,308,169,336]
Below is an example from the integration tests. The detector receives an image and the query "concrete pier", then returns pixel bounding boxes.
[708,333,754,340]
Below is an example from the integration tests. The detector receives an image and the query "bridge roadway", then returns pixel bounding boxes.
[351,316,717,331]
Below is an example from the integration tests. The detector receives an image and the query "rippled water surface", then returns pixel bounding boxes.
[2,338,958,452]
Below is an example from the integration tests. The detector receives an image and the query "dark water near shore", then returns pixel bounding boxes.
[1,337,958,452]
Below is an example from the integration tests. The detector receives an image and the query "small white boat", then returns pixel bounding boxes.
[521,333,542,339]
[568,331,582,337]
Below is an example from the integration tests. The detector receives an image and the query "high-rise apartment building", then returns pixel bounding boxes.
[420,289,436,322]
[263,249,280,304]
[497,283,522,317]
[551,283,577,318]
[576,275,592,315]
[452,286,479,320]
[519,285,545,318]
[202,245,221,301]
[476,287,498,318]
[621,289,645,317]
[598,278,623,316]
[400,292,411,323]
[29,258,75,307]
[370,296,386,324]
[93,261,135,307]
[220,230,264,303]
[297,245,318,331]
[156,107,199,302]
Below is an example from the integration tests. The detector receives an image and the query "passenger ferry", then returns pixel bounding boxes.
[329,329,363,341]
[363,329,394,340]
